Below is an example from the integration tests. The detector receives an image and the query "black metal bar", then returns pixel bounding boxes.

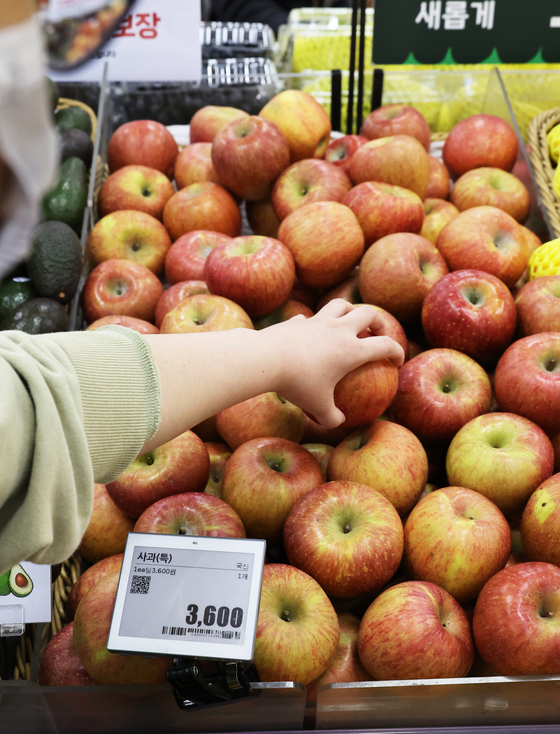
[331,69,342,133]
[356,0,367,132]
[347,0,359,134]
[371,67,384,112]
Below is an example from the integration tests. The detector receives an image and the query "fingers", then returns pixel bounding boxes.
[309,401,346,430]
[313,297,355,320]
[361,334,406,367]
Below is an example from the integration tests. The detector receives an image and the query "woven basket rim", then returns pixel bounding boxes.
[527,107,560,239]
[56,97,97,142]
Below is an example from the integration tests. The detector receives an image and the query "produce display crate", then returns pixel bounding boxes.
[201,21,276,60]
[527,107,560,239]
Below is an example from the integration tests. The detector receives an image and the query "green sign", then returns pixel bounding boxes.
[373,0,560,65]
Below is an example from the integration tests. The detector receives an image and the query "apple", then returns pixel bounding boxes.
[420,198,459,245]
[277,201,364,290]
[389,348,492,445]
[272,159,352,221]
[327,420,428,517]
[191,413,221,443]
[358,580,474,680]
[359,232,449,323]
[425,155,451,199]
[216,392,306,451]
[421,269,517,366]
[87,209,172,276]
[154,280,209,330]
[107,119,178,179]
[245,197,280,238]
[520,473,560,566]
[284,479,404,598]
[106,430,211,519]
[203,441,231,498]
[348,135,431,199]
[515,275,560,337]
[66,554,123,622]
[133,491,246,538]
[86,314,159,333]
[38,623,98,686]
[317,269,361,309]
[189,105,250,144]
[164,229,231,284]
[82,259,164,324]
[442,114,519,179]
[301,413,354,447]
[259,89,332,163]
[160,293,254,334]
[301,443,334,481]
[173,142,221,190]
[73,572,171,684]
[403,486,510,603]
[450,167,531,223]
[77,483,135,564]
[360,104,431,151]
[253,299,314,329]
[253,563,339,684]
[306,612,373,703]
[342,181,424,249]
[446,412,554,517]
[288,278,320,311]
[436,206,528,289]
[472,562,560,675]
[494,332,560,433]
[323,134,368,176]
[204,235,295,318]
[520,225,542,257]
[211,115,290,201]
[221,436,324,545]
[163,182,242,241]
[98,165,175,220]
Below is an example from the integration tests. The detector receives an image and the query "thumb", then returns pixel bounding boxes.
[310,402,346,430]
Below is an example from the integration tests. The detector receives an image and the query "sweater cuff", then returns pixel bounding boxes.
[48,326,161,483]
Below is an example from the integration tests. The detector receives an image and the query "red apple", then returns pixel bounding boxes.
[342,181,424,249]
[301,414,354,447]
[82,259,164,324]
[86,314,159,333]
[520,473,560,566]
[442,114,519,179]
[327,420,428,517]
[133,491,246,538]
[192,414,221,443]
[163,182,242,241]
[106,430,211,518]
[359,232,449,323]
[259,89,332,163]
[360,104,431,151]
[216,392,306,451]
[98,165,175,220]
[301,443,334,481]
[204,235,295,318]
[521,225,542,257]
[211,115,290,201]
[77,483,135,564]
[420,198,459,245]
[87,209,172,276]
[358,580,474,680]
[272,159,352,221]
[160,293,254,334]
[348,135,431,199]
[253,299,314,329]
[450,167,531,223]
[515,275,560,336]
[253,563,339,684]
[203,441,231,498]
[221,436,324,545]
[173,142,221,190]
[107,119,178,179]
[472,562,560,675]
[189,105,250,144]
[403,486,510,603]
[421,269,517,366]
[277,201,364,290]
[317,269,361,310]
[323,134,368,176]
[66,554,123,622]
[389,348,492,445]
[446,412,555,517]
[154,280,209,329]
[38,623,98,686]
[164,230,231,284]
[425,155,451,199]
[245,197,280,238]
[284,479,404,598]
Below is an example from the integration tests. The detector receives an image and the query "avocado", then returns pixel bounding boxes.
[59,127,94,165]
[8,565,33,598]
[45,76,59,114]
[42,156,88,232]
[54,105,93,137]
[0,278,38,321]
[0,570,9,596]
[0,297,70,334]
[27,221,83,304]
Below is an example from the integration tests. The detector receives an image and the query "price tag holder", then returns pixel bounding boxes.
[108,533,266,663]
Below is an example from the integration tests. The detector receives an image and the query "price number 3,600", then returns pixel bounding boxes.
[185,604,243,629]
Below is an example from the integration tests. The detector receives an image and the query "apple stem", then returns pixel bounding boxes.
[540,610,554,618]
[281,610,291,623]
[343,523,352,534]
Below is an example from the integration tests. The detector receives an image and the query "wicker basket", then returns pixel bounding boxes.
[56,97,98,142]
[527,107,560,238]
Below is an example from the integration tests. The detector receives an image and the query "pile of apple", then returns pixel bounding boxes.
[39,90,560,695]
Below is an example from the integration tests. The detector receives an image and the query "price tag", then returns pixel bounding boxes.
[108,533,266,662]
[0,562,51,635]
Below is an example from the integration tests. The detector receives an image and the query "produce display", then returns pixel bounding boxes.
[30,90,560,699]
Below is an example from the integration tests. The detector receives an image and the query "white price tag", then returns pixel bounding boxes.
[108,533,266,662]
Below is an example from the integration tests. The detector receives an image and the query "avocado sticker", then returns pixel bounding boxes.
[0,570,9,595]
[0,565,34,598]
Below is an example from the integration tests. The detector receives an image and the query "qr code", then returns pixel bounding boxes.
[130,575,151,594]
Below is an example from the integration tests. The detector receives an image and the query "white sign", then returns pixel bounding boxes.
[47,0,201,82]
[0,562,51,633]
[44,0,109,23]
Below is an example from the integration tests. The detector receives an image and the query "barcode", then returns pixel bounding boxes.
[161,626,241,639]
[130,575,151,594]
[162,626,187,636]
